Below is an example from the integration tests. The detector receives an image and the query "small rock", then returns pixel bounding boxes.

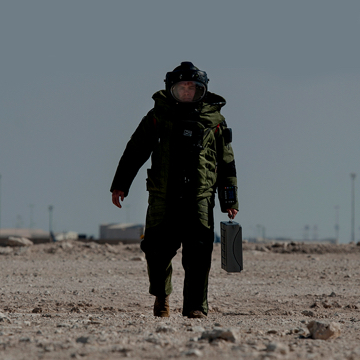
[3,237,33,246]
[266,341,289,355]
[192,326,205,332]
[57,323,71,328]
[328,301,341,309]
[201,327,237,343]
[291,327,307,336]
[322,301,332,309]
[76,336,91,344]
[44,345,55,352]
[84,242,100,249]
[89,320,101,325]
[255,245,269,252]
[0,313,11,323]
[182,349,203,357]
[70,307,83,313]
[301,310,314,317]
[272,242,287,248]
[307,320,341,340]
[19,337,31,342]
[131,256,145,261]
[60,242,73,250]
[145,335,162,345]
[111,345,131,354]
[156,325,176,333]
[0,247,13,255]
[345,304,359,309]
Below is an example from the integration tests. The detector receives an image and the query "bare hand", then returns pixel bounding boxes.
[112,190,125,208]
[227,209,238,220]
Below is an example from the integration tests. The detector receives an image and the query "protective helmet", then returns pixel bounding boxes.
[165,62,209,103]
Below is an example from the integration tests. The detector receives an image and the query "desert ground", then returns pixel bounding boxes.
[0,240,360,360]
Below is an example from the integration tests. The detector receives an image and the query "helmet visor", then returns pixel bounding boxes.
[171,81,206,103]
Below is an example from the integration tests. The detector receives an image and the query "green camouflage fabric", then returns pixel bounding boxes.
[110,90,238,229]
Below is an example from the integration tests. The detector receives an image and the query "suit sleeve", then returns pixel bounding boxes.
[110,110,157,196]
[216,123,239,212]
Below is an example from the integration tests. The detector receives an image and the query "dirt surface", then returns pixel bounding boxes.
[0,240,360,360]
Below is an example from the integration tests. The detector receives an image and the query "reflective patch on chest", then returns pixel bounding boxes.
[183,129,192,137]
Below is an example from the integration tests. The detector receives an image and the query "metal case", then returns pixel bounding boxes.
[220,221,243,272]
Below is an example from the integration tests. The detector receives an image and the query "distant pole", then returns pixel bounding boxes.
[303,225,310,241]
[255,225,266,239]
[256,224,262,239]
[29,204,35,229]
[48,205,53,236]
[334,205,339,244]
[350,173,356,243]
[312,225,318,241]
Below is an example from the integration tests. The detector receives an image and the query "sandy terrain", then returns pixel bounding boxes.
[0,240,360,360]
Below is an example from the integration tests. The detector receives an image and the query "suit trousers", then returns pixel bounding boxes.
[140,203,214,316]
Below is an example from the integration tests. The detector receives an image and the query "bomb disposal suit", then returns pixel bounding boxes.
[110,62,238,317]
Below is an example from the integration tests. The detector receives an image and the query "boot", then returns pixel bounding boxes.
[187,310,206,319]
[153,295,170,317]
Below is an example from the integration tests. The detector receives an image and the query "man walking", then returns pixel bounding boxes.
[111,62,238,318]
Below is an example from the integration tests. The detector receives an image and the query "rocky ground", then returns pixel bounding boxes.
[0,240,360,360]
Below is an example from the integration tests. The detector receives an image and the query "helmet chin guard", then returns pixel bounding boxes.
[165,62,209,103]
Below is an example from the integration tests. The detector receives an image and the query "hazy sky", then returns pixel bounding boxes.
[1,1,359,242]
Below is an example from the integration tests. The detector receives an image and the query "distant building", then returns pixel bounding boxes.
[99,223,144,244]
[54,231,79,241]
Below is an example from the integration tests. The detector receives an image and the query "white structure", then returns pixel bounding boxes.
[55,231,79,241]
[99,223,144,243]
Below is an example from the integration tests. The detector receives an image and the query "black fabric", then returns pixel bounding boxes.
[224,160,237,178]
